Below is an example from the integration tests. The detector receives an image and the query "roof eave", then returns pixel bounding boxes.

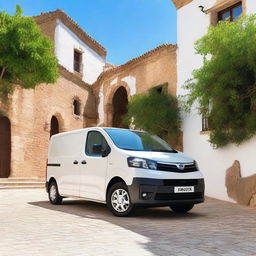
[34,9,107,58]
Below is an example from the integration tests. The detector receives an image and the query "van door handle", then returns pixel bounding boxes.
[73,160,79,164]
[81,160,87,164]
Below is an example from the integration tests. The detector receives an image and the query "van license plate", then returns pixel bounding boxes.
[174,186,194,193]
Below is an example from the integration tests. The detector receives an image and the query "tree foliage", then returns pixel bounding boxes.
[124,88,181,144]
[0,5,58,97]
[184,15,256,148]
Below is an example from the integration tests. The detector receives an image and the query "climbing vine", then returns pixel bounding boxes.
[183,15,256,148]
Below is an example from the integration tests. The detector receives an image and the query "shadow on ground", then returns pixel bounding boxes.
[29,199,208,255]
[29,199,205,220]
[28,197,256,256]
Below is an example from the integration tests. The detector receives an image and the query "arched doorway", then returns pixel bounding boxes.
[50,116,59,137]
[112,86,128,128]
[0,116,11,178]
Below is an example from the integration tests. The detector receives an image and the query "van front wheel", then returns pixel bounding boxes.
[107,182,135,217]
[48,181,63,205]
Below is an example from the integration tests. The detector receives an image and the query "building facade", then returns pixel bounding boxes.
[172,0,256,205]
[93,44,177,128]
[0,9,177,180]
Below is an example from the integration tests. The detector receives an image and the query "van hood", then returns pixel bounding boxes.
[123,150,194,164]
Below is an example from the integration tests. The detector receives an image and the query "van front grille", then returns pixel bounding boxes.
[157,163,198,173]
[155,192,203,201]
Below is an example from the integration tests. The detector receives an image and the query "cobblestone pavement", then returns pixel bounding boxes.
[0,189,256,256]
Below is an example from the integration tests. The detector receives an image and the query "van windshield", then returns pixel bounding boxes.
[104,129,177,153]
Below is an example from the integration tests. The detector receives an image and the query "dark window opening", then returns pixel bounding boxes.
[202,113,210,132]
[218,2,242,22]
[73,99,80,116]
[153,83,168,94]
[74,50,82,73]
[156,87,163,93]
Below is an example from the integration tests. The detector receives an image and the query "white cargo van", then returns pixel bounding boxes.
[46,127,204,216]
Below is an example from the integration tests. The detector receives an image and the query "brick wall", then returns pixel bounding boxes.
[1,75,90,179]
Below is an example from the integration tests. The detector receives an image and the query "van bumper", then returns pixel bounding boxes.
[127,178,204,206]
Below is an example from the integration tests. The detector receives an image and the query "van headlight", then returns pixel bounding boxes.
[127,157,157,170]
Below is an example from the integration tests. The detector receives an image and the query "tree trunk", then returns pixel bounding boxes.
[0,66,6,80]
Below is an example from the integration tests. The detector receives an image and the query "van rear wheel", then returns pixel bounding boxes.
[48,181,63,205]
[107,182,135,217]
[170,203,194,213]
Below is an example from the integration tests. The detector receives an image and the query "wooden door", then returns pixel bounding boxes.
[0,116,11,178]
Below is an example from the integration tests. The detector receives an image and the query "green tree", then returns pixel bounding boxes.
[124,88,181,145]
[184,15,256,148]
[0,5,58,97]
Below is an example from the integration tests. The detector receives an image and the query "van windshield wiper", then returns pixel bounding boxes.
[148,149,177,153]
[119,148,177,153]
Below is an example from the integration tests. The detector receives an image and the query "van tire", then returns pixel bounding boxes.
[107,182,135,217]
[48,181,63,205]
[170,203,194,213]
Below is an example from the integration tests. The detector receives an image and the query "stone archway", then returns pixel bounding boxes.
[50,116,59,137]
[112,86,129,128]
[0,116,11,178]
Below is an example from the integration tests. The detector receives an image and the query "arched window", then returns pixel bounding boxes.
[73,99,80,116]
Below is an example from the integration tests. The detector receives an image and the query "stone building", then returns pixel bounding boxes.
[93,44,177,128]
[0,9,177,182]
[171,0,256,205]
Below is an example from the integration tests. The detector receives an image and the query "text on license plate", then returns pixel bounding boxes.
[174,186,194,193]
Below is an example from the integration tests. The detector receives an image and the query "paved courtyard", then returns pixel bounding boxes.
[0,189,255,256]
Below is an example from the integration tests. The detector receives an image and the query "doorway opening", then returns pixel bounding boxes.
[0,116,11,178]
[112,86,128,128]
[50,116,59,137]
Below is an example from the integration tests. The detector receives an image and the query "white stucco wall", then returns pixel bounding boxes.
[246,0,256,14]
[177,0,256,201]
[54,20,105,84]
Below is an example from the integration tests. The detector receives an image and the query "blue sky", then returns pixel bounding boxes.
[2,0,177,65]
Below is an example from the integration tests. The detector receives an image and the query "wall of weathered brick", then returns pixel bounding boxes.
[94,44,177,127]
[0,74,90,179]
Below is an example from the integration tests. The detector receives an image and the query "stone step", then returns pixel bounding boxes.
[0,185,45,190]
[0,181,45,186]
[0,178,45,190]
[0,178,45,182]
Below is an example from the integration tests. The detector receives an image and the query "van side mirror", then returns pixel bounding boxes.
[92,144,111,157]
[92,144,103,154]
